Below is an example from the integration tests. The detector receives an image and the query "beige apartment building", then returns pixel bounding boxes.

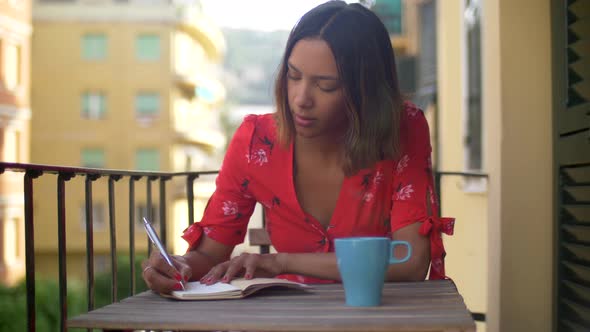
[0,0,32,285]
[30,0,226,280]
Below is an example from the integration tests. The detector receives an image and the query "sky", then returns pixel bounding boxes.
[200,0,365,32]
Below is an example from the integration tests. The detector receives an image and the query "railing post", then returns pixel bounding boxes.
[108,175,121,303]
[159,176,171,249]
[146,177,155,256]
[129,175,141,295]
[24,169,42,332]
[187,174,198,226]
[85,174,101,314]
[57,172,74,332]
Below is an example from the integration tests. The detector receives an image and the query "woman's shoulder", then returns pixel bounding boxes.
[399,101,431,152]
[401,101,425,122]
[234,113,277,139]
[399,101,429,132]
[241,113,276,131]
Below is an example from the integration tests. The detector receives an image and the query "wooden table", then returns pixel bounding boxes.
[68,280,475,332]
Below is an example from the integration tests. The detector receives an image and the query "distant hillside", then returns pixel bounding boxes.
[222,28,290,105]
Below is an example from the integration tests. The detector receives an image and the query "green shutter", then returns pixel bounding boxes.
[135,93,160,116]
[554,0,590,330]
[82,149,105,168]
[136,149,160,171]
[136,34,160,61]
[82,34,107,60]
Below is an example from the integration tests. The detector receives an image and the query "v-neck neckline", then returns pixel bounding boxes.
[288,140,347,233]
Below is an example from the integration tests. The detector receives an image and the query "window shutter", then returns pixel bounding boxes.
[555,0,590,330]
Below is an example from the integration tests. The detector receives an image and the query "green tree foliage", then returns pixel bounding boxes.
[94,254,148,308]
[222,28,289,105]
[0,254,147,332]
[0,278,86,332]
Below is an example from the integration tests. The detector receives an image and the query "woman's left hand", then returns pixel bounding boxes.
[200,253,287,285]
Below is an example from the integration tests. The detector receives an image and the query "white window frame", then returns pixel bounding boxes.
[82,92,106,119]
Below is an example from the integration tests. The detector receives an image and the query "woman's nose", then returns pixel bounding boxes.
[292,83,313,109]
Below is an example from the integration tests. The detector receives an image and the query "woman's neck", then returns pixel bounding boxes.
[294,134,345,167]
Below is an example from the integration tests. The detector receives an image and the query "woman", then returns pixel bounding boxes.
[142,0,454,293]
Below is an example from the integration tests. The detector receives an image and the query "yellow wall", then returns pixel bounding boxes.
[438,1,554,330]
[483,0,554,331]
[436,2,488,331]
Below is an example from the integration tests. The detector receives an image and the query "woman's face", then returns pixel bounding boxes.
[286,38,347,139]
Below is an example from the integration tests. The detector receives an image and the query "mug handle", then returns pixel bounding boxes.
[389,240,412,264]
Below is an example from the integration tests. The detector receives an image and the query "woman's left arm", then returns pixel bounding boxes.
[202,222,428,284]
[277,222,429,282]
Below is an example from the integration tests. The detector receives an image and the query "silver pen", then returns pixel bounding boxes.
[142,217,186,290]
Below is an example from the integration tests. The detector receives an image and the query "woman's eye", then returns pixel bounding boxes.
[317,83,340,92]
[287,72,301,80]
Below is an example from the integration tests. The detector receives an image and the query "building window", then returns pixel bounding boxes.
[136,148,159,171]
[3,42,21,91]
[463,0,482,172]
[81,148,105,168]
[135,92,160,120]
[82,33,107,60]
[136,34,160,61]
[80,203,106,231]
[81,92,106,119]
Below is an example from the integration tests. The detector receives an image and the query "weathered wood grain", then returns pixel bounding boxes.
[68,280,476,332]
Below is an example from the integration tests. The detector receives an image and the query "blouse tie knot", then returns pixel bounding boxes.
[419,217,455,236]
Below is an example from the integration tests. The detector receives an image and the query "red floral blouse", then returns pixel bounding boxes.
[182,101,454,283]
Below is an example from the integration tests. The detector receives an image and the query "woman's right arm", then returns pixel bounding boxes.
[142,235,234,294]
[142,115,260,293]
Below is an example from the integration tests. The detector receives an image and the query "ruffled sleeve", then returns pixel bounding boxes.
[181,115,258,250]
[390,102,455,280]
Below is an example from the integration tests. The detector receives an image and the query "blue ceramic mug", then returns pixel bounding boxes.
[334,237,412,307]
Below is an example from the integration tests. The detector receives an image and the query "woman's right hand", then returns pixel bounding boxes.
[142,251,192,294]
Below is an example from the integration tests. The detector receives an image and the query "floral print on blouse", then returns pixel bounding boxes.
[182,101,455,283]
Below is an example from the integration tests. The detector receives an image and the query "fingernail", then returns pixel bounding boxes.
[244,273,252,279]
[221,276,229,283]
[174,273,182,281]
[173,282,183,290]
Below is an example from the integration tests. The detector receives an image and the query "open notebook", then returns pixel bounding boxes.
[167,277,312,300]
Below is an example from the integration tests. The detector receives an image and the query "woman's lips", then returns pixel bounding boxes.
[294,114,315,127]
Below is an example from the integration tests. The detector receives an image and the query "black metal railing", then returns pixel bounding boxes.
[434,171,488,215]
[0,162,489,331]
[0,162,218,332]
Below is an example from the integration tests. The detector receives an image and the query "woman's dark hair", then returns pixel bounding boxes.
[274,0,403,176]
